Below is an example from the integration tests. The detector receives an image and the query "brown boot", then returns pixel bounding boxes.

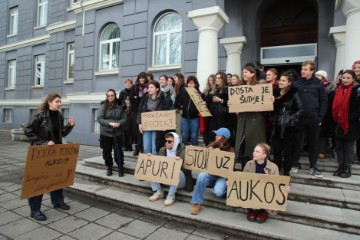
[191,204,201,215]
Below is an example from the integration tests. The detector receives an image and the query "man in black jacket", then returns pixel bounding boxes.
[291,61,328,178]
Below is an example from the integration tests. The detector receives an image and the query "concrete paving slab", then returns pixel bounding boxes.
[0,211,22,226]
[0,218,42,238]
[68,222,113,240]
[146,226,190,240]
[185,235,207,240]
[46,216,88,234]
[12,205,30,217]
[163,220,196,234]
[56,235,77,240]
[0,207,6,214]
[0,192,18,203]
[101,231,139,240]
[115,207,142,219]
[55,199,92,215]
[14,226,62,240]
[1,198,27,210]
[42,208,70,223]
[95,213,134,230]
[118,219,160,239]
[74,206,111,221]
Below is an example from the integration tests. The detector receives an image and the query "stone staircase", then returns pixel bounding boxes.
[68,151,360,240]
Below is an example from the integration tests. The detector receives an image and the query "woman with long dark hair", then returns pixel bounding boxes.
[97,89,127,177]
[25,93,75,221]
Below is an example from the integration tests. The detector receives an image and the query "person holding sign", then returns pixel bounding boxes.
[270,72,304,176]
[148,132,191,206]
[231,65,267,169]
[191,128,235,215]
[175,75,201,146]
[243,143,290,223]
[97,89,127,177]
[137,81,167,155]
[24,93,75,221]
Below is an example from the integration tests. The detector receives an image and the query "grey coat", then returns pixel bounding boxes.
[97,103,127,137]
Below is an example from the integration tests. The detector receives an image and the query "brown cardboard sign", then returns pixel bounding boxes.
[20,144,80,199]
[183,145,235,177]
[228,84,274,113]
[226,171,290,211]
[185,87,212,117]
[141,110,176,131]
[134,153,182,186]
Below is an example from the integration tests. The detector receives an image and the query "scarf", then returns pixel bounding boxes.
[332,82,354,134]
[138,85,148,97]
[161,84,176,103]
[166,132,180,157]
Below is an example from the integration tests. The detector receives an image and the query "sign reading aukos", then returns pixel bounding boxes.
[20,144,80,199]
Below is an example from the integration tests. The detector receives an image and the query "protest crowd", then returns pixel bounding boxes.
[25,59,360,224]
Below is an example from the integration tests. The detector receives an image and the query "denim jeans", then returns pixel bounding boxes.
[28,189,64,212]
[150,170,186,196]
[143,131,157,155]
[181,117,199,145]
[191,172,226,204]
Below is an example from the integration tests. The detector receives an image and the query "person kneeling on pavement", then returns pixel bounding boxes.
[148,132,194,206]
[191,128,235,215]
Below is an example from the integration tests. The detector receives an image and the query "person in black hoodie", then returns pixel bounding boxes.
[292,61,327,178]
[137,81,167,155]
[175,75,201,145]
[271,72,304,176]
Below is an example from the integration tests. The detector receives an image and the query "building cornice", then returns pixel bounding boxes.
[0,35,50,52]
[71,0,123,13]
[47,20,76,34]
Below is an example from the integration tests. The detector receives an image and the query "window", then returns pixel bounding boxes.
[37,0,48,27]
[3,109,13,123]
[67,43,75,80]
[9,7,18,35]
[8,60,16,88]
[99,23,120,71]
[61,108,69,125]
[153,12,182,66]
[34,55,45,86]
[93,109,100,133]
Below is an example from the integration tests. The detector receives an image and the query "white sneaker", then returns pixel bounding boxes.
[148,190,164,202]
[290,167,298,173]
[164,195,175,206]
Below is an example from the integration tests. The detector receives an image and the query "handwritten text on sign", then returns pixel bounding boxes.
[141,110,176,131]
[134,153,182,186]
[185,87,212,117]
[183,145,235,177]
[228,84,273,113]
[20,144,80,199]
[226,171,290,211]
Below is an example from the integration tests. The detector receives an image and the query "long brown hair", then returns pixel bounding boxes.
[103,89,117,112]
[210,72,226,94]
[276,72,294,100]
[37,93,61,112]
[241,66,257,86]
[174,73,185,94]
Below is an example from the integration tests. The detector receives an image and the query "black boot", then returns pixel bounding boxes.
[106,167,112,176]
[340,165,351,178]
[333,163,344,176]
[118,166,124,177]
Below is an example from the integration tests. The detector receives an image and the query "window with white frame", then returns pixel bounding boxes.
[9,7,18,35]
[99,23,120,71]
[93,109,100,133]
[153,12,182,66]
[34,55,45,86]
[3,109,13,123]
[61,108,70,125]
[37,0,48,27]
[67,43,75,80]
[8,60,16,88]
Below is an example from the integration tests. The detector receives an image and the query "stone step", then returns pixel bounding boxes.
[84,156,360,192]
[73,162,360,234]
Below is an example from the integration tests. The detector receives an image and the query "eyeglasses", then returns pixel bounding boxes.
[165,140,174,144]
[107,95,115,97]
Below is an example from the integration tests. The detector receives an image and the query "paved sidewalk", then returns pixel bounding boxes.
[0,131,235,240]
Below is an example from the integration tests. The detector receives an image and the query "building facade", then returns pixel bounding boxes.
[0,0,359,145]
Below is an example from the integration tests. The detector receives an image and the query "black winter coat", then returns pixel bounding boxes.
[25,110,73,145]
[294,76,327,123]
[175,87,200,119]
[329,83,360,140]
[136,92,167,124]
[271,87,304,138]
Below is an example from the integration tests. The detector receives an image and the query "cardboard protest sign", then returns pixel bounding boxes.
[226,171,290,211]
[134,153,182,186]
[228,84,273,113]
[185,87,212,117]
[183,145,235,177]
[20,144,80,199]
[141,110,176,131]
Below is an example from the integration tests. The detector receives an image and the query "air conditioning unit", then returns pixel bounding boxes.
[260,43,317,65]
